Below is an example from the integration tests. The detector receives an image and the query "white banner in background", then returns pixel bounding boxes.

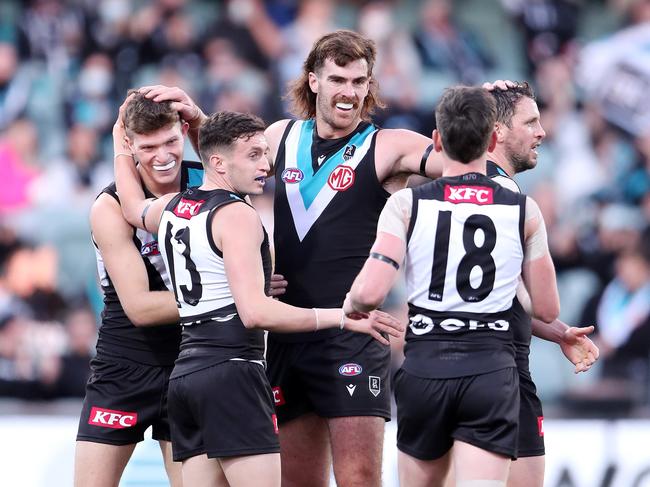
[1,417,649,487]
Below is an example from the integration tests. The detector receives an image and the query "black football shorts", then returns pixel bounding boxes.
[266,331,391,424]
[167,360,280,461]
[394,367,520,460]
[76,355,174,445]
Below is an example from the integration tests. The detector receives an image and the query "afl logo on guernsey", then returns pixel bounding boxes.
[328,165,355,191]
[339,363,362,376]
[282,167,304,184]
[174,198,205,219]
[141,240,160,256]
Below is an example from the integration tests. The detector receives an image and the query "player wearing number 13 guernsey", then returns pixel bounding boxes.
[345,86,561,487]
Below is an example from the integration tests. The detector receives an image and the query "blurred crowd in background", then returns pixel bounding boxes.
[1,0,650,416]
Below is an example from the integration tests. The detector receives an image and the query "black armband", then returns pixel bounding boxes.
[419,143,433,176]
[370,252,400,270]
[141,199,156,229]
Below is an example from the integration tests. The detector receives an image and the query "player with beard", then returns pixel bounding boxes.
[74,91,203,487]
[483,81,599,487]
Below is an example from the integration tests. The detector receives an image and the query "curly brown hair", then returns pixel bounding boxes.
[286,30,385,120]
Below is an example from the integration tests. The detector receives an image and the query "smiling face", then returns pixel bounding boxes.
[219,132,270,196]
[309,58,370,137]
[500,97,546,174]
[127,121,187,193]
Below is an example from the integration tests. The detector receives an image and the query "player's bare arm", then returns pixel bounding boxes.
[531,318,600,373]
[217,201,403,343]
[264,119,292,171]
[521,196,560,323]
[375,129,442,189]
[516,241,599,373]
[90,194,179,326]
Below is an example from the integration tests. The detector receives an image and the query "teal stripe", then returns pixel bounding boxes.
[297,121,375,209]
[187,167,203,188]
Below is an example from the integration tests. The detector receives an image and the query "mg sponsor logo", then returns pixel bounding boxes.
[328,165,355,191]
[444,185,493,205]
[173,198,205,219]
[281,167,304,184]
[272,386,285,406]
[88,407,137,429]
[338,363,362,376]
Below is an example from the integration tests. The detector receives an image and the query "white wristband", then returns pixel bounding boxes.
[313,308,320,331]
[114,152,134,160]
[339,309,345,330]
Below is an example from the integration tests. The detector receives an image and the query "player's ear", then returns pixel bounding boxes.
[432,130,443,152]
[211,153,225,174]
[494,122,506,143]
[181,121,189,136]
[487,130,497,152]
[124,135,135,152]
[308,72,319,94]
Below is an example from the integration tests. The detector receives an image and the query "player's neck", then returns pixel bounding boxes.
[314,117,361,140]
[487,148,515,177]
[199,172,238,195]
[139,168,181,198]
[442,156,487,178]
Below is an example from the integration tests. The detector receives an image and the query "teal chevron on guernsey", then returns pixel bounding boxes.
[284,120,377,241]
[295,120,375,209]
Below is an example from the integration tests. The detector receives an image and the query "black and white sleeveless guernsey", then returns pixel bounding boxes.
[403,172,527,379]
[159,188,272,379]
[92,160,203,365]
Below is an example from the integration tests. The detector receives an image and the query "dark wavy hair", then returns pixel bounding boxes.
[490,81,536,128]
[286,30,385,120]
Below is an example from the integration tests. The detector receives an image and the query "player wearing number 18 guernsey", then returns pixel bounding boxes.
[345,86,560,486]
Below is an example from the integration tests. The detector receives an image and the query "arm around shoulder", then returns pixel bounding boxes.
[90,194,179,327]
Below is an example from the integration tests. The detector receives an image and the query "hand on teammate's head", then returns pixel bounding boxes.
[482,79,518,91]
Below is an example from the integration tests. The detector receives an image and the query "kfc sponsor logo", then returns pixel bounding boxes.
[444,185,493,205]
[173,198,205,219]
[272,386,285,406]
[328,165,355,191]
[140,240,160,256]
[281,168,304,184]
[338,363,363,376]
[88,407,137,429]
[538,416,544,436]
